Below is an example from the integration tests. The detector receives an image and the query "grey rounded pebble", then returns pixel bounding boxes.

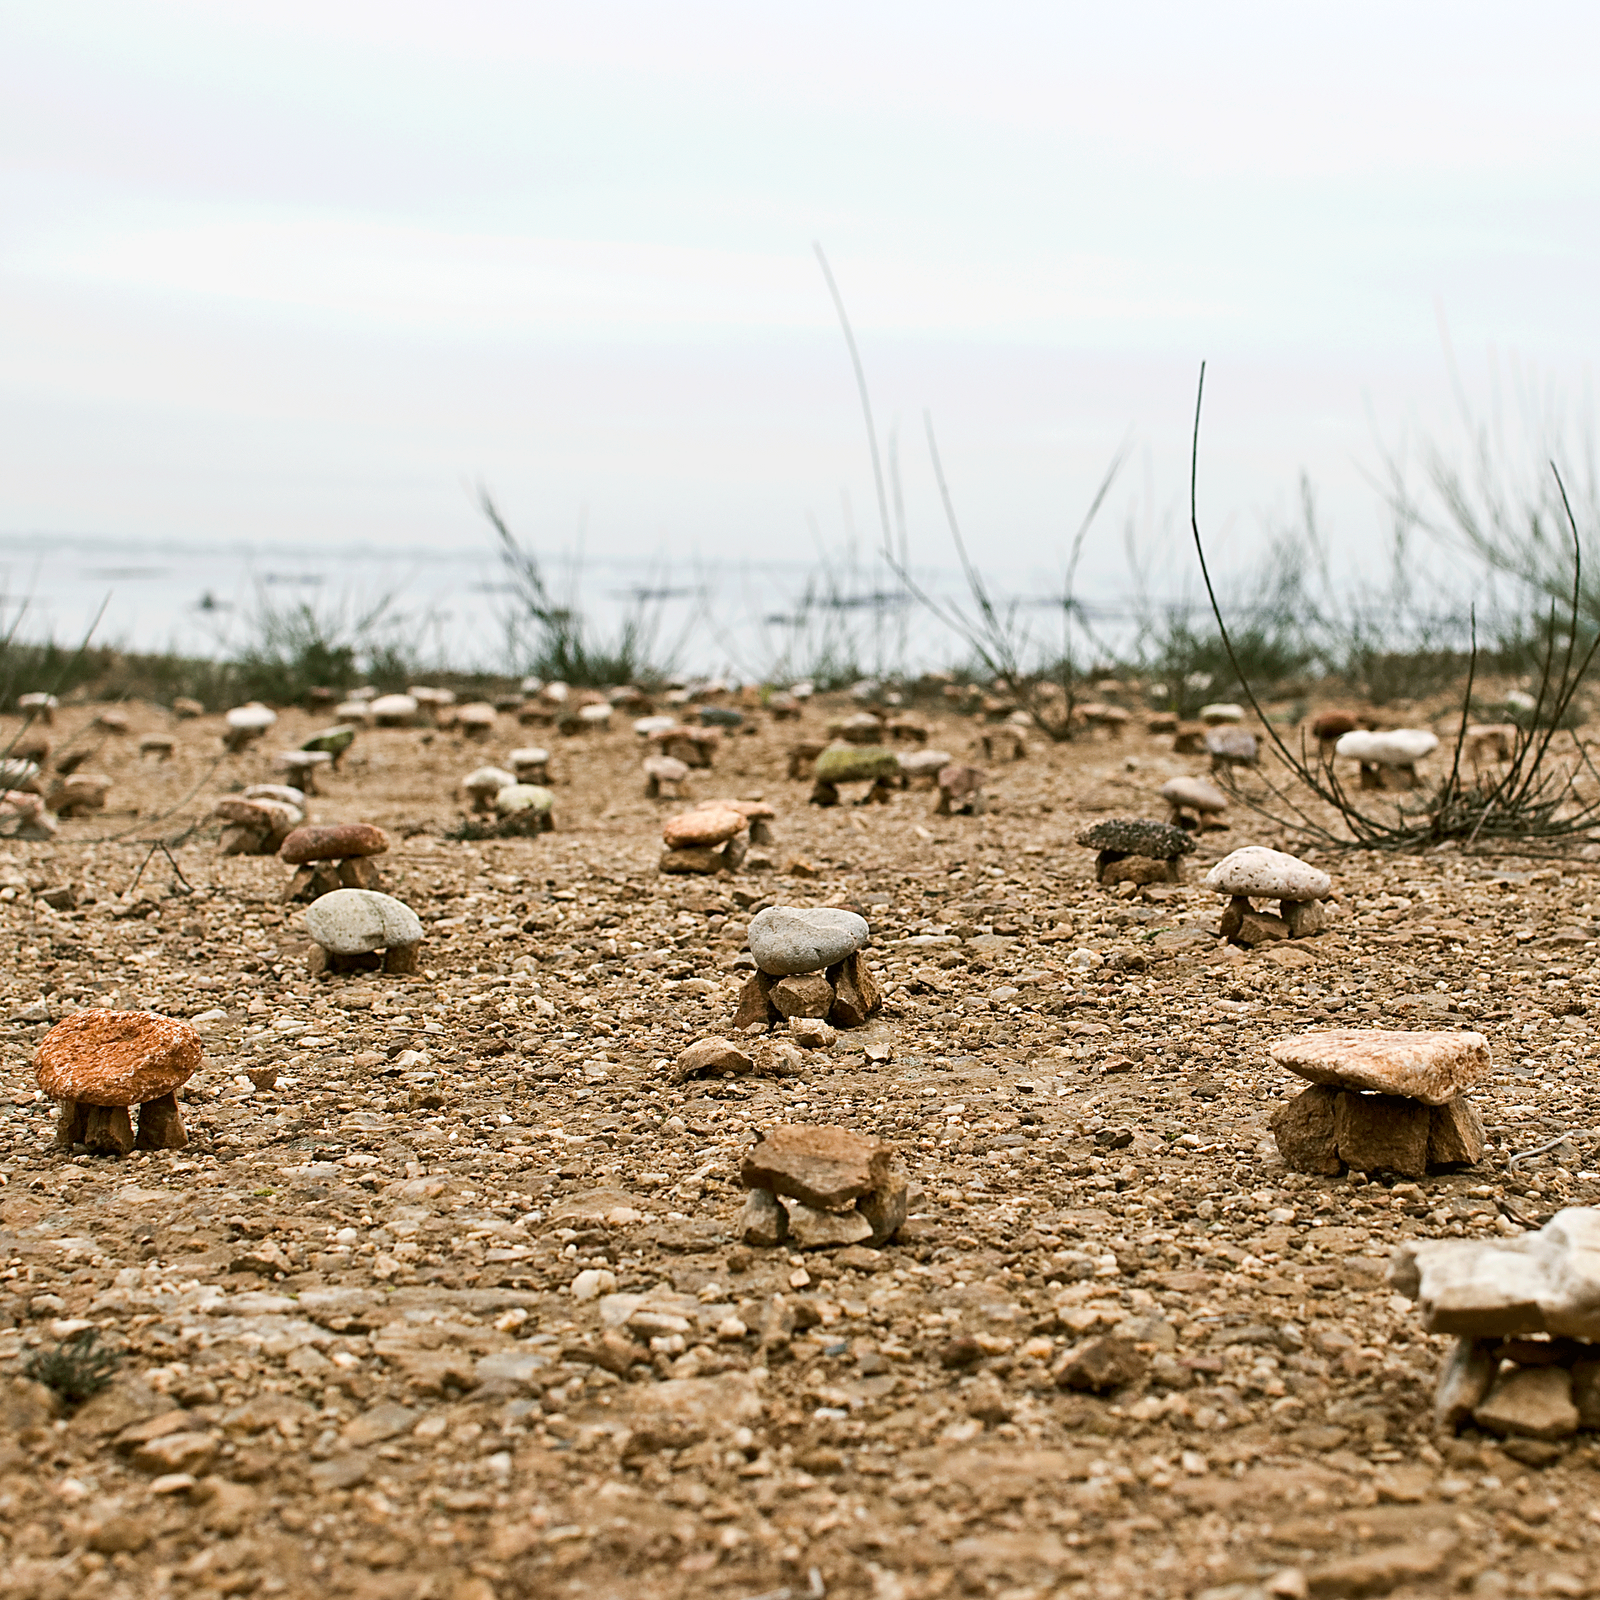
[303,889,424,954]
[748,906,870,975]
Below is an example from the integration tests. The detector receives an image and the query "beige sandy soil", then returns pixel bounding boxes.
[1,697,1597,1600]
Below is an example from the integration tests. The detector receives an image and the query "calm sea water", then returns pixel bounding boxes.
[0,530,971,681]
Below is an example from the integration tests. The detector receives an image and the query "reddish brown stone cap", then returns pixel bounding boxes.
[35,1011,202,1107]
[279,823,390,863]
[740,1124,893,1210]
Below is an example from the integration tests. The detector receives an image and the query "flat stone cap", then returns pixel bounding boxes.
[813,745,900,783]
[643,755,689,781]
[1159,776,1228,813]
[36,1011,201,1106]
[1075,818,1195,859]
[663,805,746,848]
[1336,729,1439,764]
[1205,846,1329,900]
[1271,1028,1490,1105]
[280,823,390,863]
[1389,1207,1600,1338]
[464,767,516,793]
[740,1124,893,1210]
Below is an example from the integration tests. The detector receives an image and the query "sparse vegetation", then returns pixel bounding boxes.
[24,1328,119,1407]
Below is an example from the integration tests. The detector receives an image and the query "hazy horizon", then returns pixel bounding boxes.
[6,1,1600,657]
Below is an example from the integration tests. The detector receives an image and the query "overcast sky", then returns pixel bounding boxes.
[4,1,1599,611]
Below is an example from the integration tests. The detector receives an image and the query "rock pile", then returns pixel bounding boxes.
[1205,845,1332,943]
[737,1124,908,1250]
[276,749,332,792]
[279,822,390,900]
[50,773,113,818]
[810,745,900,806]
[370,693,419,727]
[36,1011,201,1156]
[979,725,1027,762]
[1335,727,1439,789]
[731,906,882,1035]
[305,888,425,976]
[1390,1208,1600,1454]
[1268,1028,1490,1178]
[510,746,551,783]
[1076,818,1196,886]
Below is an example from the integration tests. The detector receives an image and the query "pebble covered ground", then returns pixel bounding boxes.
[3,695,1600,1600]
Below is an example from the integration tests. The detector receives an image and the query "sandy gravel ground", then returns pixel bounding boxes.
[2,696,1599,1600]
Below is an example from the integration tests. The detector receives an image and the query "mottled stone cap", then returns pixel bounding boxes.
[279,823,390,863]
[1205,846,1329,901]
[1271,1028,1490,1106]
[1075,818,1195,859]
[664,806,746,848]
[35,1011,201,1107]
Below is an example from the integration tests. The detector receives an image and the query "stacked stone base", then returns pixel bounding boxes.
[308,941,422,977]
[284,856,383,901]
[1272,1084,1484,1176]
[1435,1335,1600,1461]
[56,1091,187,1155]
[732,950,883,1032]
[1220,893,1327,945]
[1096,850,1181,887]
[660,835,746,875]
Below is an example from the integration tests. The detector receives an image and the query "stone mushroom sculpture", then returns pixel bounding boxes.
[1,791,57,839]
[649,724,720,768]
[18,691,58,725]
[1310,709,1365,749]
[660,803,748,875]
[1199,703,1244,725]
[732,906,883,1037]
[1159,775,1229,831]
[898,749,953,789]
[738,1124,908,1250]
[276,749,332,794]
[1465,723,1517,770]
[242,782,305,807]
[304,888,425,976]
[494,784,555,835]
[1335,728,1439,790]
[810,745,901,806]
[643,754,690,798]
[510,747,550,784]
[139,735,174,762]
[279,822,390,899]
[1205,726,1258,771]
[1205,845,1332,943]
[223,703,277,754]
[49,773,113,818]
[455,702,498,741]
[1268,1029,1490,1178]
[370,693,419,728]
[935,763,987,816]
[213,795,302,855]
[302,725,357,768]
[36,1010,201,1156]
[1076,818,1196,887]
[464,766,516,814]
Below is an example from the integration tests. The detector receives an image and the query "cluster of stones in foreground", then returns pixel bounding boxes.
[1392,1209,1600,1456]
[729,907,883,1044]
[1269,1028,1489,1178]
